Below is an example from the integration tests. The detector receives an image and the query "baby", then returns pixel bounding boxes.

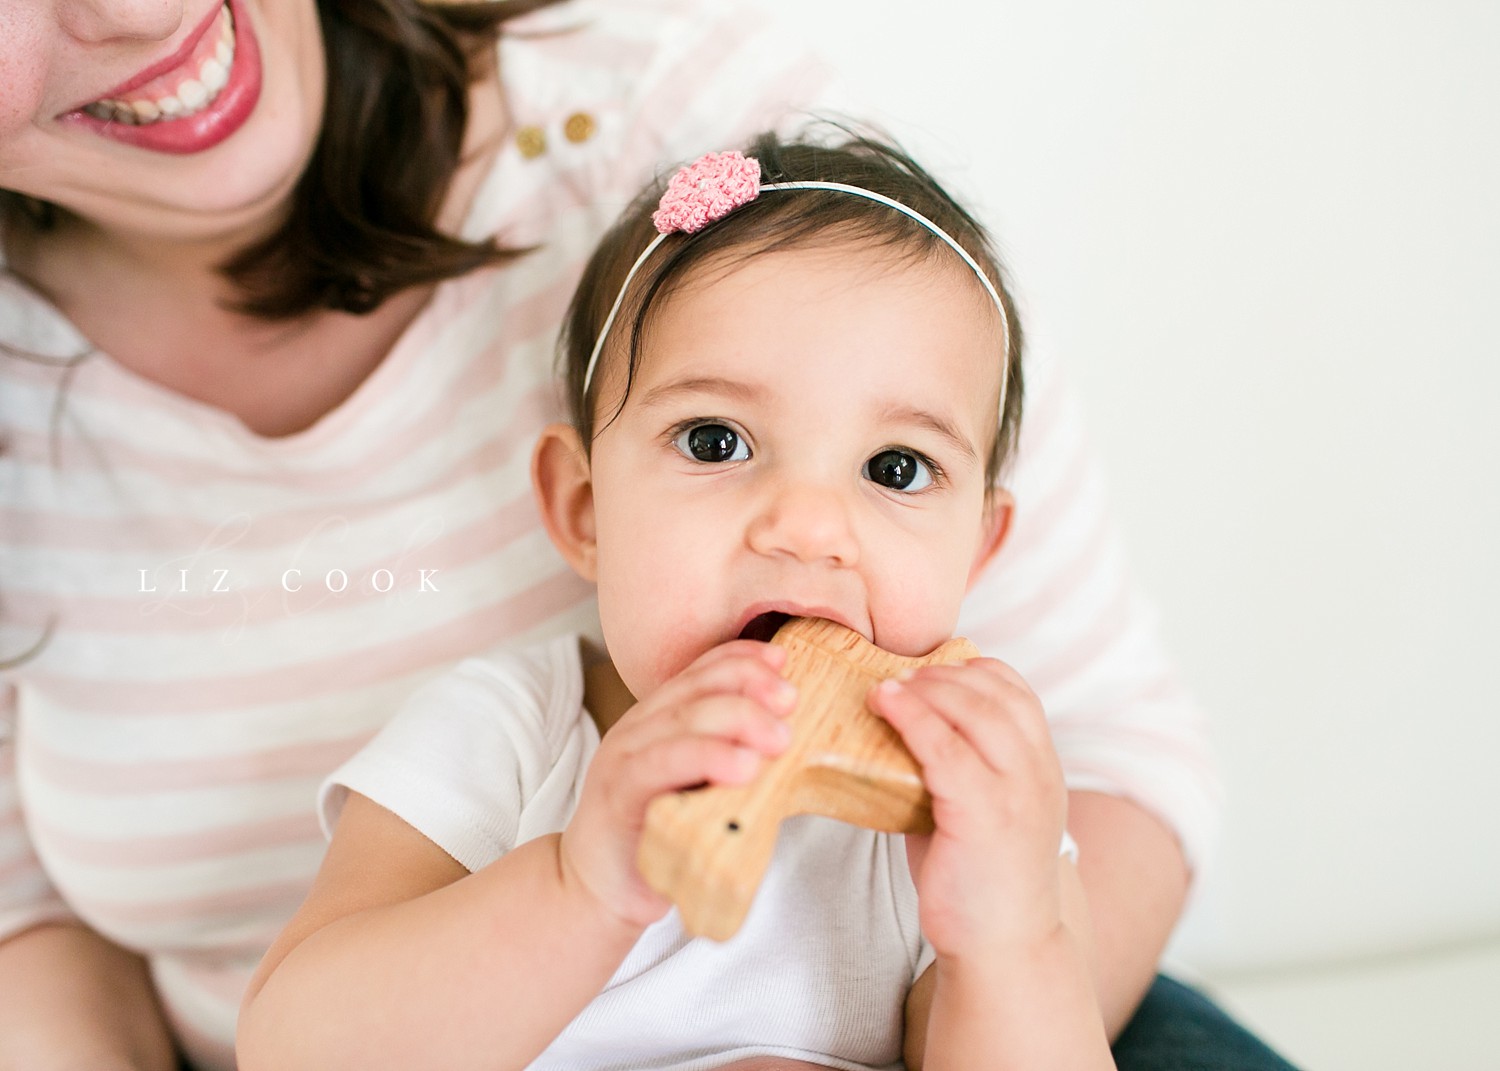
[239,132,1111,1071]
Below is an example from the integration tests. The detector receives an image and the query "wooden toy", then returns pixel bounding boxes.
[636,616,978,940]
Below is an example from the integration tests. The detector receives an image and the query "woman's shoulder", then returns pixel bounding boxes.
[505,0,831,122]
[485,0,836,222]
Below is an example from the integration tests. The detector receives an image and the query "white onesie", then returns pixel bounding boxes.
[321,634,933,1071]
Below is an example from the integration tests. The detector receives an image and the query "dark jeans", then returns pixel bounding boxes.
[1114,975,1301,1071]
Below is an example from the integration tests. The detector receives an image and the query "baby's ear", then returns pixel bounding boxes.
[531,424,598,581]
[966,487,1015,590]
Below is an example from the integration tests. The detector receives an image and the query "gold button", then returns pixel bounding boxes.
[515,125,546,159]
[563,111,597,144]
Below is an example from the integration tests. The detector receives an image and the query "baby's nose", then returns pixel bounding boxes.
[745,483,860,567]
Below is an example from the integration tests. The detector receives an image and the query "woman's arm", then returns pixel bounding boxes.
[0,923,178,1071]
[237,792,643,1071]
[956,347,1214,1039]
[1069,790,1191,1039]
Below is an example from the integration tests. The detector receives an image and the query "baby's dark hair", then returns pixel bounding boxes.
[559,129,1025,484]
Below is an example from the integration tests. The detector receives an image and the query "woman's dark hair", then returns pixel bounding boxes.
[560,129,1025,484]
[0,0,560,319]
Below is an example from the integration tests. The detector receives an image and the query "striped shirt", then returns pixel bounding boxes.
[0,2,1218,1067]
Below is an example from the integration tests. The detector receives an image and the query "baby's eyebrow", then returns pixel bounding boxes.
[637,375,767,409]
[876,403,980,463]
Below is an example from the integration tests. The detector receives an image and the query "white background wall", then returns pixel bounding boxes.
[766,0,1500,1002]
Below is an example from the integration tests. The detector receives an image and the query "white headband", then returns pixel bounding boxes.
[581,151,1011,423]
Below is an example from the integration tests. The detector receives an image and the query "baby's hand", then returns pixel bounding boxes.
[866,658,1066,959]
[559,641,796,930]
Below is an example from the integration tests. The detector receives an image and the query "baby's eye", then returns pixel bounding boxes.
[864,449,934,492]
[673,422,750,463]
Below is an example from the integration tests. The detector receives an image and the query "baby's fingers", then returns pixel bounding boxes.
[614,691,794,759]
[870,678,985,791]
[605,733,769,823]
[883,664,1053,776]
[642,641,796,721]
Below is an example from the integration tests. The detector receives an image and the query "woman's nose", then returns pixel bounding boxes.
[745,482,860,567]
[58,0,182,44]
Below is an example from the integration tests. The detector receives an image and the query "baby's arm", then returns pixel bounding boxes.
[237,641,795,1071]
[869,661,1113,1071]
[902,860,1105,1071]
[236,793,642,1071]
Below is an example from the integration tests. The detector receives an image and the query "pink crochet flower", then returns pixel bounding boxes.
[652,151,762,234]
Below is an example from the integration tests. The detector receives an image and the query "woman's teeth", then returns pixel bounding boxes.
[83,6,236,126]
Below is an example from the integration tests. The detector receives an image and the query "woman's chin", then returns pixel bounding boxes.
[43,118,316,247]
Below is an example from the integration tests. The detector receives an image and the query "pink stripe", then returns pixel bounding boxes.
[4,265,581,508]
[5,374,501,491]
[1017,358,1067,443]
[2,483,544,633]
[1024,572,1132,697]
[26,733,370,795]
[996,417,1087,565]
[508,21,656,68]
[626,9,783,161]
[0,851,45,886]
[970,507,1114,650]
[1111,673,1192,709]
[1,378,557,553]
[75,875,307,927]
[26,567,593,715]
[0,903,76,934]
[30,810,323,866]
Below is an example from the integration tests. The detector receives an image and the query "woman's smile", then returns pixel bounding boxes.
[0,0,324,242]
[62,0,263,154]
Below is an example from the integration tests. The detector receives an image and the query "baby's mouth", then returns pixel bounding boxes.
[82,2,237,126]
[737,611,792,643]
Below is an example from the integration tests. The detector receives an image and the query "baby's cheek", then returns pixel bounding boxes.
[876,573,967,657]
[603,593,715,699]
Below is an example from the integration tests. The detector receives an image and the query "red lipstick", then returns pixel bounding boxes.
[61,0,262,155]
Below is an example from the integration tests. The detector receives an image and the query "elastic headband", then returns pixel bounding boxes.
[581,151,1011,417]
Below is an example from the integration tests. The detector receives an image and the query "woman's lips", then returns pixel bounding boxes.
[61,0,263,155]
[87,0,228,103]
[83,7,235,125]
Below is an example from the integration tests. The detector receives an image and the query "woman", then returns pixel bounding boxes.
[0,1,1272,1068]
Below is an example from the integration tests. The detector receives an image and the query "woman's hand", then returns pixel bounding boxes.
[558,641,797,929]
[867,657,1067,959]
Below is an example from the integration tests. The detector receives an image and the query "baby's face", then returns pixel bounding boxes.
[587,241,1007,701]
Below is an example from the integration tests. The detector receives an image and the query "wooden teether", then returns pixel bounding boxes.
[636,617,978,940]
